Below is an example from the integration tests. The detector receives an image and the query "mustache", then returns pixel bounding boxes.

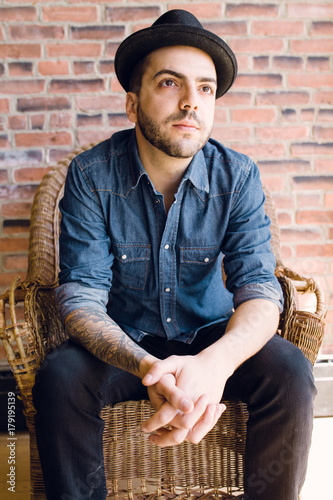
[164,110,203,128]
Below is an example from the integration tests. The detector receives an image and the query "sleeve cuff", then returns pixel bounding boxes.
[233,280,284,314]
[55,282,109,324]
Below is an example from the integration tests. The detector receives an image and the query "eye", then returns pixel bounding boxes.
[201,85,215,95]
[160,79,177,88]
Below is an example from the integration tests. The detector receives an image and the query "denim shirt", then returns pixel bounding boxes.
[56,129,283,344]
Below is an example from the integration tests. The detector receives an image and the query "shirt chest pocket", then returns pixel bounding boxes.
[113,244,151,290]
[179,246,220,288]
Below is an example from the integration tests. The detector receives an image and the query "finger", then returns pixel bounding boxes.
[186,403,226,444]
[148,426,189,448]
[141,356,179,386]
[141,400,179,433]
[168,393,208,431]
[150,375,194,414]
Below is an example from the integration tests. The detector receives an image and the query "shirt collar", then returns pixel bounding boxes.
[129,130,210,194]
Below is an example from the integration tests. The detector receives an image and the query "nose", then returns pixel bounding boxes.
[179,84,198,111]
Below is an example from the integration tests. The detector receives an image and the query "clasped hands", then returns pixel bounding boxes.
[141,354,226,447]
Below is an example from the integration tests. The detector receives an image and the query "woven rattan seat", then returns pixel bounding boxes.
[0,142,327,499]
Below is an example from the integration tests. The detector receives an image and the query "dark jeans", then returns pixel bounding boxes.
[32,324,316,500]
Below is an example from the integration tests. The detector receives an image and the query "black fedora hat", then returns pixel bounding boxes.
[115,9,237,99]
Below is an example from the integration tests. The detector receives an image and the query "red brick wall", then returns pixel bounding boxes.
[0,1,332,354]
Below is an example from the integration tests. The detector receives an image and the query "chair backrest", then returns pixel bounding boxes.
[26,142,282,286]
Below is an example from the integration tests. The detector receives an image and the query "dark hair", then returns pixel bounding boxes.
[128,55,149,95]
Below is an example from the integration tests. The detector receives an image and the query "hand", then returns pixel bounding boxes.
[141,354,227,447]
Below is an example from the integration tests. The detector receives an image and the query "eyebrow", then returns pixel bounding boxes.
[153,69,217,86]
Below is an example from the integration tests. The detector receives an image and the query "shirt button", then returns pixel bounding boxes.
[204,257,209,263]
[121,254,127,260]
[165,287,171,293]
[164,244,170,250]
[155,199,160,204]
[166,317,172,323]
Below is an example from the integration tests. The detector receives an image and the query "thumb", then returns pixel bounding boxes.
[141,356,179,386]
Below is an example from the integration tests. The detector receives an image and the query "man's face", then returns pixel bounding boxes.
[126,45,217,159]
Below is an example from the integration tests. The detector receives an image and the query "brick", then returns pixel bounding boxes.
[111,78,123,93]
[293,176,333,191]
[4,220,30,234]
[0,170,8,183]
[4,255,28,270]
[31,114,45,130]
[226,3,279,17]
[0,99,9,113]
[47,43,102,58]
[105,42,119,58]
[257,90,310,106]
[74,62,95,75]
[231,38,283,53]
[50,113,73,129]
[307,57,330,71]
[71,26,124,40]
[77,129,113,146]
[0,6,36,21]
[313,127,333,141]
[49,149,73,163]
[43,6,97,23]
[252,21,304,36]
[99,61,114,74]
[0,237,29,252]
[253,57,269,70]
[301,109,315,122]
[288,4,333,19]
[106,6,161,22]
[231,142,285,159]
[0,63,4,76]
[212,126,251,142]
[314,91,333,105]
[0,184,37,200]
[203,21,247,36]
[281,228,321,242]
[296,194,321,208]
[14,167,51,183]
[1,202,32,217]
[315,159,333,172]
[277,212,292,226]
[318,109,333,122]
[77,114,103,127]
[214,108,228,124]
[289,73,333,88]
[270,194,294,209]
[0,150,42,167]
[296,244,333,258]
[17,96,71,112]
[291,142,333,155]
[9,64,33,80]
[281,109,297,122]
[272,56,303,70]
[231,108,276,123]
[291,39,333,54]
[108,113,132,128]
[10,25,64,40]
[0,272,27,288]
[15,132,72,147]
[76,95,126,112]
[8,115,27,130]
[235,74,282,88]
[256,125,307,141]
[261,175,286,192]
[219,92,252,106]
[280,246,292,259]
[325,193,333,208]
[311,22,333,36]
[0,44,41,59]
[0,135,10,148]
[38,60,69,76]
[50,78,104,94]
[258,159,310,174]
[0,80,44,95]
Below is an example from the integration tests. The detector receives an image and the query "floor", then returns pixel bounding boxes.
[1,418,332,499]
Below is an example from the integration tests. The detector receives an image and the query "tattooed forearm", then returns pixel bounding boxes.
[64,307,148,376]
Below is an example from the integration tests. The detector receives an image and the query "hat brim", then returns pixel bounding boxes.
[115,24,237,99]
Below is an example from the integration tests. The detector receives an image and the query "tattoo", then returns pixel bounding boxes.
[65,307,147,376]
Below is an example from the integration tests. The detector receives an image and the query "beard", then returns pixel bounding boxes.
[136,104,212,159]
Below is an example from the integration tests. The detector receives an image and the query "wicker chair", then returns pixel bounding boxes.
[0,143,327,500]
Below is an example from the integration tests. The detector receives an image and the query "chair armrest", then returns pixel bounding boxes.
[0,277,67,413]
[276,266,327,365]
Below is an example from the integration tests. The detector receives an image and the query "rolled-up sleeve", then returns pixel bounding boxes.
[55,282,109,324]
[233,280,283,313]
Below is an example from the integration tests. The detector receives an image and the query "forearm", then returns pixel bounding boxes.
[64,306,157,378]
[198,298,279,377]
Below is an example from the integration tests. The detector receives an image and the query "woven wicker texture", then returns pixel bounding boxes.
[0,142,327,499]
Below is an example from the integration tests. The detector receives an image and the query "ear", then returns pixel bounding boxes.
[126,92,138,124]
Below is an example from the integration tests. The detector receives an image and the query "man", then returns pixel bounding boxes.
[33,10,315,500]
